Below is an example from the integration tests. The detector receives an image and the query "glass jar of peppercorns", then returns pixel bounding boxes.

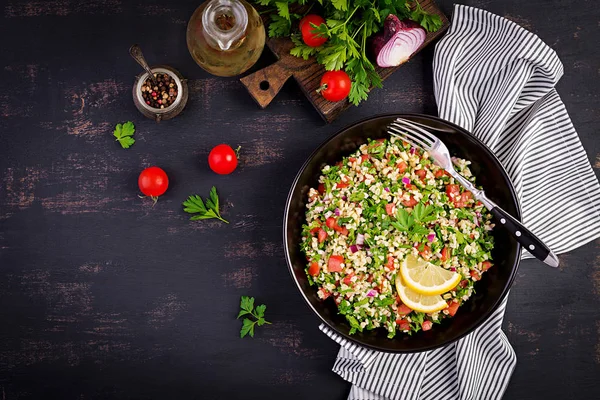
[132,65,188,122]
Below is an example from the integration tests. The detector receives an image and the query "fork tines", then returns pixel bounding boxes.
[388,118,438,151]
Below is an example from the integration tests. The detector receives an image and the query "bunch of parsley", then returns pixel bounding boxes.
[253,0,442,105]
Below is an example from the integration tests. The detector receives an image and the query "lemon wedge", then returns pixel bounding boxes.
[400,253,461,296]
[395,274,449,313]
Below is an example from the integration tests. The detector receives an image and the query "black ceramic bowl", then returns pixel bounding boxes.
[283,114,522,353]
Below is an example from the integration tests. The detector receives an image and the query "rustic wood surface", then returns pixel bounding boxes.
[242,0,450,121]
[0,0,598,399]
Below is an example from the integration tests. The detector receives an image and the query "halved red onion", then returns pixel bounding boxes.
[375,28,425,68]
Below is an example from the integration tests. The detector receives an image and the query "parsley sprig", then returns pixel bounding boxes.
[182,186,228,223]
[238,296,271,338]
[255,0,443,105]
[113,121,135,149]
[391,201,438,239]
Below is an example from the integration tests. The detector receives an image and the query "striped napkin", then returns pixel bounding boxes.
[320,5,600,400]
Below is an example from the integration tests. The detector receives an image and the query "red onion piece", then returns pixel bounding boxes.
[384,187,390,192]
[349,245,359,253]
[473,216,479,227]
[450,267,456,272]
[356,233,365,245]
[402,177,410,185]
[366,289,378,298]
[409,147,416,155]
[334,208,340,216]
[427,233,435,242]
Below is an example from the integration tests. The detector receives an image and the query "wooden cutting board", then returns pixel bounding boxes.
[240,0,449,123]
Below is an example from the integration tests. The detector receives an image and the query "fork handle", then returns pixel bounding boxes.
[488,204,559,267]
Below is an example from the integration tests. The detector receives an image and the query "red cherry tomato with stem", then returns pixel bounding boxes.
[208,144,240,175]
[318,70,352,102]
[299,15,327,47]
[138,166,169,204]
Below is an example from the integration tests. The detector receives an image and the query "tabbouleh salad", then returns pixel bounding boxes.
[300,137,495,337]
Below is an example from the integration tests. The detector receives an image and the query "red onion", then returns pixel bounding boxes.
[372,15,426,68]
[409,147,416,155]
[402,177,410,185]
[473,216,479,227]
[450,267,456,272]
[349,245,359,253]
[427,233,435,243]
[356,233,365,245]
[342,195,348,201]
[334,208,341,216]
[384,187,390,192]
[366,289,377,298]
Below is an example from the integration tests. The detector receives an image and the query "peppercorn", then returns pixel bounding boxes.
[141,73,178,109]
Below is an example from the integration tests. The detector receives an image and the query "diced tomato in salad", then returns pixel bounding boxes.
[415,169,427,181]
[481,261,493,271]
[360,154,369,162]
[318,183,325,194]
[336,182,349,189]
[422,320,433,331]
[396,319,411,331]
[470,270,481,281]
[386,255,395,271]
[325,217,337,229]
[343,273,355,285]
[447,301,460,316]
[397,304,412,316]
[434,169,447,178]
[397,161,408,173]
[441,246,451,262]
[308,262,320,276]
[328,255,344,272]
[385,203,395,216]
[317,228,327,243]
[402,195,418,207]
[318,288,331,299]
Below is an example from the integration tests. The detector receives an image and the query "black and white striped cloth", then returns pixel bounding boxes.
[319,5,600,399]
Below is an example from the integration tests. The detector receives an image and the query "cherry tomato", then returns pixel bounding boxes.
[318,71,352,102]
[138,166,169,199]
[299,14,327,47]
[208,144,238,175]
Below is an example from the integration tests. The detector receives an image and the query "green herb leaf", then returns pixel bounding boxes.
[241,318,255,338]
[113,121,135,149]
[238,296,271,338]
[182,186,228,223]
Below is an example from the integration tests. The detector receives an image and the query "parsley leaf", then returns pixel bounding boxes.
[410,0,443,32]
[182,186,228,223]
[113,121,135,149]
[238,296,271,338]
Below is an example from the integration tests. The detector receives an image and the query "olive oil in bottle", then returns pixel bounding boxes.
[186,0,265,77]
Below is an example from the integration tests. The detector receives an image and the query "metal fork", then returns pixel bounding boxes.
[389,118,559,268]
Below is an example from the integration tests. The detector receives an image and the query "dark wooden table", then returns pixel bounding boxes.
[0,1,598,399]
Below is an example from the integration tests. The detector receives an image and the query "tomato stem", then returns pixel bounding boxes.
[234,145,241,159]
[316,83,328,94]
[151,196,158,206]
